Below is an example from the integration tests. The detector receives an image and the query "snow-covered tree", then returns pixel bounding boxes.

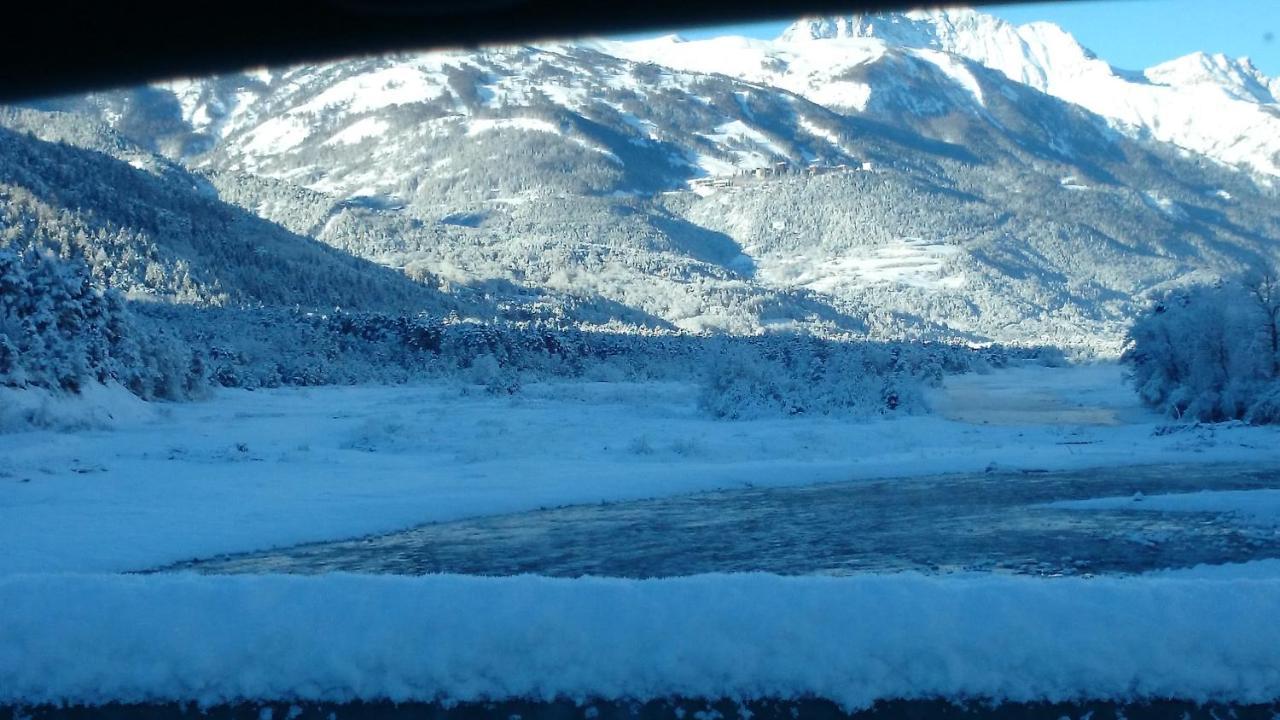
[1123,272,1280,423]
[0,247,206,399]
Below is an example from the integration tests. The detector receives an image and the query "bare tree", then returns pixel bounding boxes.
[1247,266,1280,378]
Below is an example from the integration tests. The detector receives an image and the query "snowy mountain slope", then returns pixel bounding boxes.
[604,11,1280,177]
[0,109,453,313]
[676,148,1278,349]
[187,46,875,201]
[1145,52,1280,105]
[14,7,1280,349]
[777,9,1280,178]
[0,104,885,335]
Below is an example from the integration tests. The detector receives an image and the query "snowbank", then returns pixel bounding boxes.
[3,572,1279,707]
[0,383,157,433]
[1145,559,1280,579]
[1051,488,1280,527]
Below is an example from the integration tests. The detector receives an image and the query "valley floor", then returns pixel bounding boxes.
[5,362,1280,708]
[2,362,1278,574]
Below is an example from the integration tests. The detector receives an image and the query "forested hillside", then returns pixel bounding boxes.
[4,6,1280,416]
[22,9,1278,351]
[0,114,450,312]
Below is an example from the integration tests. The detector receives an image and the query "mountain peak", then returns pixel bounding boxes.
[777,8,997,44]
[781,8,1105,95]
[1145,50,1278,103]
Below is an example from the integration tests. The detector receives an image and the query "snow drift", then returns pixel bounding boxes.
[3,572,1279,708]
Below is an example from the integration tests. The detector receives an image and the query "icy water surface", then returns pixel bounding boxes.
[164,463,1280,577]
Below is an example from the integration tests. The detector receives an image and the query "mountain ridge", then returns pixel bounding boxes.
[7,6,1280,353]
[774,9,1280,177]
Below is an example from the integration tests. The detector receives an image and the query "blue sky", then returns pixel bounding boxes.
[614,0,1280,76]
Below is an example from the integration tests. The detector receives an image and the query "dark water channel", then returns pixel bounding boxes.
[162,463,1280,577]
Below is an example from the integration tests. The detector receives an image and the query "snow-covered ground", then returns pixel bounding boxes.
[1051,488,1280,528]
[926,363,1155,425]
[4,363,1280,708]
[3,363,1279,574]
[755,237,966,292]
[4,571,1280,708]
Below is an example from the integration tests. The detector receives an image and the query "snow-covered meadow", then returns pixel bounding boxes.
[3,362,1280,574]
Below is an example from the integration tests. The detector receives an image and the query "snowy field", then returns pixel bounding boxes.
[926,363,1156,425]
[3,362,1280,574]
[5,362,1280,708]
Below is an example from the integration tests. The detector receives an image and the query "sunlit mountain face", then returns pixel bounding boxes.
[10,8,1277,351]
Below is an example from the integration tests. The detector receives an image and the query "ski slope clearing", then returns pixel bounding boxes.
[3,572,1280,708]
[755,237,965,292]
[3,364,1279,574]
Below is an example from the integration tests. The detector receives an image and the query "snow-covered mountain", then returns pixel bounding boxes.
[774,9,1280,178]
[0,107,453,313]
[11,7,1280,351]
[43,8,1280,188]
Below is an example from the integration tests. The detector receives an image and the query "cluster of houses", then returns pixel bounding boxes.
[690,160,876,190]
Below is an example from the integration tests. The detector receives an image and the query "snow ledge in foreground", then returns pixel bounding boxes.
[3,572,1279,708]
